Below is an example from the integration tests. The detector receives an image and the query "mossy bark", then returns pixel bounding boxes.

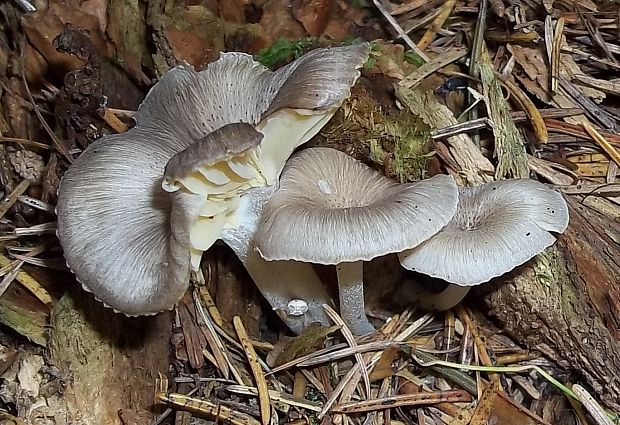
[484,196,620,411]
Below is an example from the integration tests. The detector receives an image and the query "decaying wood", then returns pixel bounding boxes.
[484,196,620,410]
[48,290,172,424]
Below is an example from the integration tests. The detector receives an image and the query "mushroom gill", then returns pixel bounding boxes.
[56,44,369,317]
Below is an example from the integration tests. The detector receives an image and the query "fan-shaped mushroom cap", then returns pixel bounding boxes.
[57,44,369,316]
[398,179,570,285]
[56,124,256,315]
[255,147,460,263]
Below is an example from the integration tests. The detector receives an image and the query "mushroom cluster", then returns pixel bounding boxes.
[254,147,460,335]
[253,147,570,334]
[56,41,570,336]
[56,44,370,332]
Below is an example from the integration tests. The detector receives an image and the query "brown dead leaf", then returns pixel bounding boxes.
[219,0,246,24]
[260,0,307,45]
[79,0,109,33]
[2,78,36,141]
[507,44,546,81]
[559,54,605,103]
[22,43,49,87]
[0,291,48,347]
[153,6,227,71]
[41,153,59,204]
[292,0,332,36]
[367,42,417,80]
[272,324,339,367]
[368,346,399,382]
[21,3,112,80]
[508,44,605,108]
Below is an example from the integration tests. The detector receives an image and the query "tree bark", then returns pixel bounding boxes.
[484,196,620,410]
[49,290,172,424]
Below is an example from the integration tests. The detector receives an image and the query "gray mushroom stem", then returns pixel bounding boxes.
[221,186,332,334]
[336,261,375,335]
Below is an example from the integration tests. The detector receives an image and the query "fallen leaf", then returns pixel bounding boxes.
[272,324,339,367]
[219,0,246,24]
[292,0,332,36]
[0,297,48,347]
[260,0,307,45]
[16,354,44,397]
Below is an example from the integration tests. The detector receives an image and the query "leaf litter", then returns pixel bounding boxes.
[0,0,619,424]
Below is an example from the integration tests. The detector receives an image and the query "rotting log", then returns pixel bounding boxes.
[483,195,620,411]
[48,289,172,424]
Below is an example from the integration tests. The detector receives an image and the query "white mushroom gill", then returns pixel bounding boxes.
[399,178,570,309]
[56,43,369,325]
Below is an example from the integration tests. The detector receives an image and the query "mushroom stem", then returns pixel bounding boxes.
[401,280,471,311]
[221,187,333,334]
[419,284,471,311]
[336,261,375,335]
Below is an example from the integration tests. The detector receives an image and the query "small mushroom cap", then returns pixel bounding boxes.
[164,122,263,183]
[255,147,459,264]
[57,44,369,316]
[398,179,570,285]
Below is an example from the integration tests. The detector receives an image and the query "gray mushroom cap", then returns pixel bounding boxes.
[255,147,460,264]
[56,44,369,316]
[56,124,253,315]
[398,179,570,285]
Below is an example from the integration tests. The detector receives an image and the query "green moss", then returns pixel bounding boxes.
[403,50,425,66]
[323,86,431,182]
[393,128,433,182]
[533,250,555,288]
[255,37,320,69]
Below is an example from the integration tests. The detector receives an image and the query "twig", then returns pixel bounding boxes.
[296,341,401,368]
[455,306,500,385]
[582,121,620,168]
[417,0,456,51]
[498,75,549,143]
[101,108,129,133]
[553,183,620,197]
[332,390,472,413]
[225,385,322,412]
[193,289,233,381]
[0,137,52,150]
[0,253,52,306]
[559,76,618,131]
[371,0,429,62]
[155,381,261,425]
[20,41,74,163]
[0,180,30,220]
[322,304,372,398]
[233,316,271,425]
[430,108,583,139]
[400,47,469,89]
